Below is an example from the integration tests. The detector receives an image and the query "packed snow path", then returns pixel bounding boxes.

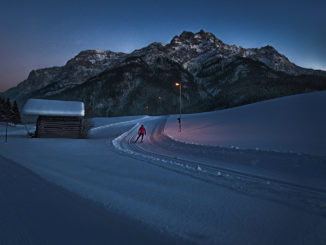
[1,107,326,244]
[115,116,326,215]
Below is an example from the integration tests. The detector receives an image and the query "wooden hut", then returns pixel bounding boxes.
[22,99,85,138]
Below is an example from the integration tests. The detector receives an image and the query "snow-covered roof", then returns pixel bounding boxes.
[22,99,85,117]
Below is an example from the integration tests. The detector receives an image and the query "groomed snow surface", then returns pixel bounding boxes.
[165,91,326,157]
[1,91,326,245]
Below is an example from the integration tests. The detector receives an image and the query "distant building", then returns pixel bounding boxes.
[22,99,85,138]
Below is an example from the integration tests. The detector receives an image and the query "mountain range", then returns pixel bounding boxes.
[3,30,326,117]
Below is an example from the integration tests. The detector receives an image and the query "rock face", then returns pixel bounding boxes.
[4,30,326,116]
[5,50,125,102]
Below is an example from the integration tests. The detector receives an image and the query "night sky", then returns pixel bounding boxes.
[0,0,325,92]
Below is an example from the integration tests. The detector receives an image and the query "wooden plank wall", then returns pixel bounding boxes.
[36,116,82,138]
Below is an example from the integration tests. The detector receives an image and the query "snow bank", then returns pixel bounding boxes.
[90,115,145,128]
[89,115,147,133]
[165,91,326,156]
[0,124,35,136]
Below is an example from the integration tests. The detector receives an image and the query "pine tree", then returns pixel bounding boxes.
[12,101,21,124]
[5,99,12,122]
[0,97,5,121]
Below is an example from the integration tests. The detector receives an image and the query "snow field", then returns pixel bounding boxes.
[165,91,326,157]
[0,92,326,244]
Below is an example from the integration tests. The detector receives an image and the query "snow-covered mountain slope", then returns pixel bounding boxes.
[165,90,326,156]
[4,50,125,102]
[3,30,326,117]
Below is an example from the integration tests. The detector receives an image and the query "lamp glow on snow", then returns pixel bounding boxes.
[175,82,182,132]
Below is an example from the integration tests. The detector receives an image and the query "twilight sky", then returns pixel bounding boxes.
[0,0,325,92]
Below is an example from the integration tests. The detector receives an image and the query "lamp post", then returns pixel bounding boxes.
[175,82,182,132]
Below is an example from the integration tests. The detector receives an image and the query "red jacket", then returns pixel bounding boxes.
[138,126,146,135]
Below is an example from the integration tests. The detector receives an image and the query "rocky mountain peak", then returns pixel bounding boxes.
[70,49,110,60]
[4,29,326,111]
[65,49,125,68]
[171,30,221,45]
[144,42,166,51]
[257,45,282,56]
[179,31,195,40]
[261,45,276,51]
[196,29,220,41]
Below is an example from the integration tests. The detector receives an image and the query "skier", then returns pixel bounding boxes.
[134,125,146,143]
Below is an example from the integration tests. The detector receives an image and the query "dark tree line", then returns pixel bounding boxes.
[0,97,21,124]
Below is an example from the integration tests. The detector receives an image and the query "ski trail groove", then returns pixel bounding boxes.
[112,116,326,216]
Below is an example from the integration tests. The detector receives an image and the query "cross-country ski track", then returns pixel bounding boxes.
[1,91,326,245]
